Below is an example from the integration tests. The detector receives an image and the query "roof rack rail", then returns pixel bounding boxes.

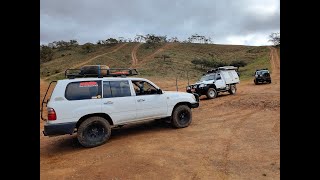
[206,66,238,74]
[65,68,139,79]
[255,68,269,71]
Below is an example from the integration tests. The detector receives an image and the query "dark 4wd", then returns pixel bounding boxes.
[254,68,271,84]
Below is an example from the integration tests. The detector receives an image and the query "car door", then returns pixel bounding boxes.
[132,80,168,120]
[101,80,137,124]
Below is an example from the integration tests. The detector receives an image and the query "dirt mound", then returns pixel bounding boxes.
[221,94,280,110]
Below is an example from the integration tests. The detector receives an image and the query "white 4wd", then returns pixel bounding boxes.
[186,66,240,99]
[42,76,199,147]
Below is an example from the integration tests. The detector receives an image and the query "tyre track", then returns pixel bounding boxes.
[138,43,177,66]
[221,110,256,178]
[131,43,142,67]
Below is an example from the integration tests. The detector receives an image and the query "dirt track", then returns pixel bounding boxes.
[40,47,280,179]
[137,43,177,66]
[131,43,142,67]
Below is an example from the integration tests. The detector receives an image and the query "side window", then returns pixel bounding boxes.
[103,82,112,98]
[132,81,157,96]
[216,74,221,80]
[103,81,131,98]
[65,81,102,100]
[208,75,215,80]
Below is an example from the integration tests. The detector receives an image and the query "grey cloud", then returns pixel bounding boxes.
[40,0,279,45]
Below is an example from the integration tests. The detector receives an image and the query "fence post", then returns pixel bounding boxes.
[187,71,189,86]
[176,76,178,91]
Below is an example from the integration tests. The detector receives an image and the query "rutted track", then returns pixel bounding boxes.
[131,43,142,67]
[137,43,177,66]
[40,47,280,179]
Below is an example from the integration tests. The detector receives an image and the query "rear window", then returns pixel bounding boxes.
[65,80,102,100]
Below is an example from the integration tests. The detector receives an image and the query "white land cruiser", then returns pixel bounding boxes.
[186,66,240,99]
[41,68,199,147]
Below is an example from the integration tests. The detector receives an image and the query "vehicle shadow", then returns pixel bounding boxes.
[254,82,272,85]
[41,120,173,153]
[199,93,231,101]
[111,120,173,138]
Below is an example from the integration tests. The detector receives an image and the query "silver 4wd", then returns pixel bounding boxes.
[41,68,199,148]
[186,66,240,99]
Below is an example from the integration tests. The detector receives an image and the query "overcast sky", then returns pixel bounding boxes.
[40,0,279,46]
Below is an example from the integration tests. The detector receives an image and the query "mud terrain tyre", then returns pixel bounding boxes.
[171,105,192,128]
[206,88,217,99]
[228,85,237,94]
[77,116,111,148]
[254,79,258,85]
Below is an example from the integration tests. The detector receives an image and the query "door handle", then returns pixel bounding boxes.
[104,101,113,104]
[137,99,145,102]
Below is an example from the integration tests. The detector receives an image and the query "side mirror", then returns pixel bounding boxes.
[157,89,163,94]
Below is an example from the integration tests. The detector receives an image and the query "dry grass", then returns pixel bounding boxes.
[41,43,270,81]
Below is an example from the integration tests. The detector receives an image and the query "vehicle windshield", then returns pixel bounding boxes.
[256,70,269,75]
[199,74,215,81]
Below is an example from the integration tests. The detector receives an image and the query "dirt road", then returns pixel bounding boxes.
[138,43,177,66]
[40,47,280,179]
[131,43,142,67]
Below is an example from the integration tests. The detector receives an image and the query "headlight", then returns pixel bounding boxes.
[186,86,191,90]
[199,84,207,88]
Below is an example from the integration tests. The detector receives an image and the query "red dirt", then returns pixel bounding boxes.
[40,47,280,179]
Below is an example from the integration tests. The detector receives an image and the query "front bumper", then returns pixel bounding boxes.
[191,102,199,108]
[43,122,77,136]
[187,86,209,96]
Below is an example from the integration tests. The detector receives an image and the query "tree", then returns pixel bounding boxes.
[82,43,95,53]
[118,37,124,42]
[105,38,118,44]
[269,32,280,46]
[134,35,145,42]
[55,40,72,51]
[69,39,78,46]
[40,45,54,63]
[168,37,179,43]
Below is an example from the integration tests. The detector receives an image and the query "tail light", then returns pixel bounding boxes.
[47,108,56,121]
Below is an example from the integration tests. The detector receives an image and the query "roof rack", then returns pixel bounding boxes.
[255,68,269,71]
[65,68,139,79]
[206,66,238,74]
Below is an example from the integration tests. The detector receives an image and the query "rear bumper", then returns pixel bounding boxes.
[191,102,199,108]
[43,122,76,136]
[255,77,271,82]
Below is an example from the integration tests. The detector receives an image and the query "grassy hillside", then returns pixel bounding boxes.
[40,44,118,78]
[89,43,137,67]
[135,43,270,81]
[41,43,271,82]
